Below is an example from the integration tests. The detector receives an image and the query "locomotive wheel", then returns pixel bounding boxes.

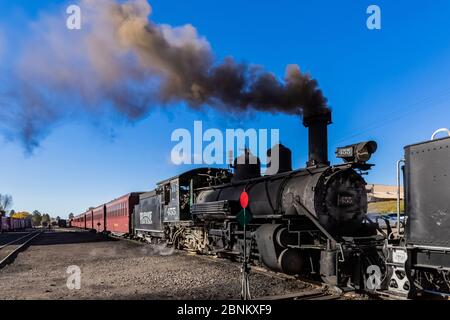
[278,249,304,275]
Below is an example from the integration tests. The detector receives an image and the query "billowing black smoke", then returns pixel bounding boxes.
[0,0,328,152]
[190,59,328,116]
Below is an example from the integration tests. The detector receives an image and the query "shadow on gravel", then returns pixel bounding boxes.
[32,230,117,246]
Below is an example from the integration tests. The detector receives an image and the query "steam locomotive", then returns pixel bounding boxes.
[73,110,386,290]
[186,111,382,288]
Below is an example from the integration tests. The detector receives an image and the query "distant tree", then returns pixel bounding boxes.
[56,216,61,221]
[0,194,13,216]
[9,209,15,217]
[68,213,74,220]
[32,210,42,227]
[41,213,51,226]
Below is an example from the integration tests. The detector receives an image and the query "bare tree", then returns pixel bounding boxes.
[0,194,13,216]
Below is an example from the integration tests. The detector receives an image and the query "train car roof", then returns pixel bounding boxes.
[140,190,157,199]
[104,192,147,205]
[157,167,230,186]
[404,135,450,149]
[92,204,105,211]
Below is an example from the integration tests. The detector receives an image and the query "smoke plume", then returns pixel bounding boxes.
[0,0,328,151]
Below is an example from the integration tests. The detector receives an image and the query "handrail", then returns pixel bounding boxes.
[431,128,450,140]
[396,159,405,238]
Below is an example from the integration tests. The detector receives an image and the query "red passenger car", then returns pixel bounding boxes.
[93,205,106,232]
[105,193,142,235]
[74,213,86,229]
[85,210,93,230]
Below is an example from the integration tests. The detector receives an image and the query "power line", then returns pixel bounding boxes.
[335,87,450,144]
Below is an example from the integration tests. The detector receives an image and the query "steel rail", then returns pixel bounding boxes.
[0,231,42,268]
[0,231,39,250]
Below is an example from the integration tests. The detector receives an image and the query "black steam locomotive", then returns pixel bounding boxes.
[132,111,384,289]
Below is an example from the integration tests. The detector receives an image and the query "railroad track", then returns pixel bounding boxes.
[259,288,341,300]
[106,233,348,300]
[179,248,394,301]
[0,230,43,268]
[191,253,346,299]
[107,233,384,300]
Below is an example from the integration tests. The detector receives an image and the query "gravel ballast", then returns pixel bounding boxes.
[0,230,315,300]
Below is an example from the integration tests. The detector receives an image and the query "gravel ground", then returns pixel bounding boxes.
[0,229,315,300]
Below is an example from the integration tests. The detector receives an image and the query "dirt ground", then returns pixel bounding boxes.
[0,229,315,300]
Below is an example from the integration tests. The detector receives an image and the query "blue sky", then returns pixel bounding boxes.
[1,0,450,217]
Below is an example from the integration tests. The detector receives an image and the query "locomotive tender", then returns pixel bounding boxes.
[74,110,384,290]
[384,131,450,298]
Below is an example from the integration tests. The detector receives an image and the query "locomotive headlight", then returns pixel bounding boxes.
[336,141,377,164]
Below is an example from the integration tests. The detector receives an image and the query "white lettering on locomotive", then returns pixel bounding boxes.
[167,207,177,217]
[140,211,152,225]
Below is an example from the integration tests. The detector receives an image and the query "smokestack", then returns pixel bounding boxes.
[303,110,332,167]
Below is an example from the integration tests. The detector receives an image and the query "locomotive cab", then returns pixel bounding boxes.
[133,168,232,243]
